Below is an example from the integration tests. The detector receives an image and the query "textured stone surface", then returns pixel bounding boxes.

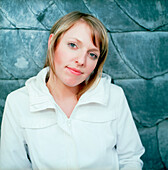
[26,0,54,15]
[0,0,168,169]
[0,9,15,28]
[0,30,48,79]
[139,126,165,170]
[83,0,144,32]
[158,120,168,168]
[0,0,44,29]
[115,0,168,31]
[115,74,168,127]
[157,23,168,31]
[112,32,168,79]
[104,34,139,79]
[0,64,13,79]
[56,0,90,14]
[34,2,64,30]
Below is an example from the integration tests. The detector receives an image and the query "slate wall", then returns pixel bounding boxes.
[0,0,168,169]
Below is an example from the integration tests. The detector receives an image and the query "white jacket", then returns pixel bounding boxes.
[0,67,144,170]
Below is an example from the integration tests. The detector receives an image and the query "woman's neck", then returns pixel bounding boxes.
[46,71,80,118]
[46,71,79,101]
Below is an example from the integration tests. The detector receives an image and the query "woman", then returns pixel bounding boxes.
[0,11,144,170]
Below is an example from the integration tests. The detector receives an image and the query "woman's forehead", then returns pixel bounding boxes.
[62,21,100,48]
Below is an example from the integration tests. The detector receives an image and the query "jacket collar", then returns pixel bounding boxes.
[26,67,56,112]
[26,67,111,112]
[78,73,111,106]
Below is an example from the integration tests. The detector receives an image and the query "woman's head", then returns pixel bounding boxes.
[45,11,108,97]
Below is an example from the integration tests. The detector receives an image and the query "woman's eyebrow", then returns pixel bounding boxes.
[68,38,82,44]
[88,49,100,53]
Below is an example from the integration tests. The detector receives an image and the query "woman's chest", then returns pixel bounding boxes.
[22,119,118,169]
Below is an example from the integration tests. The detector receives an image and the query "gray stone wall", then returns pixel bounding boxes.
[0,0,168,169]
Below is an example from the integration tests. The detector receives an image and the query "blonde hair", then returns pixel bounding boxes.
[44,11,108,98]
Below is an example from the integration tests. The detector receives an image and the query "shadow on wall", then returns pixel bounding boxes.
[0,0,168,169]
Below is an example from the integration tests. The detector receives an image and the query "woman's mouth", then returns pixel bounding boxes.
[66,67,83,75]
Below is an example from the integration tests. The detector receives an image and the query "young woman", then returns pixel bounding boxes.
[0,11,144,170]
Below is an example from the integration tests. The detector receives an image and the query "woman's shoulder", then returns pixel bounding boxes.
[5,86,29,110]
[7,86,28,102]
[6,67,49,105]
[3,86,30,124]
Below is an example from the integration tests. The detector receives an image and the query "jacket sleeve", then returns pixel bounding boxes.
[116,89,145,170]
[0,94,32,170]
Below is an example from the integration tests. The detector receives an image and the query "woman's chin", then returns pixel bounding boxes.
[61,76,83,86]
[63,80,81,88]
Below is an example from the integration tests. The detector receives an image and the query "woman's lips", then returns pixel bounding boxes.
[67,67,83,75]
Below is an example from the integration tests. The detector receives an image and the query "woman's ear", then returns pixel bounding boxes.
[48,34,54,48]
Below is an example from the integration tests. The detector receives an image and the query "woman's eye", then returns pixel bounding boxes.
[89,53,98,60]
[68,43,77,49]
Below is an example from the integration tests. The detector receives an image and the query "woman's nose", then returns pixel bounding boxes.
[75,51,86,66]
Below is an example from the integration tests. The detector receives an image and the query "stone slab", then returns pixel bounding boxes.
[56,0,90,14]
[36,2,64,30]
[83,0,144,32]
[112,32,168,79]
[139,126,164,170]
[24,0,91,30]
[114,74,168,127]
[0,9,15,28]
[158,120,168,168]
[115,0,168,31]
[157,23,168,31]
[26,0,54,16]
[0,64,13,79]
[0,0,44,29]
[0,30,49,79]
[104,34,139,79]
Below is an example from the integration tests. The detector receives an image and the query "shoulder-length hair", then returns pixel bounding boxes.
[44,11,108,98]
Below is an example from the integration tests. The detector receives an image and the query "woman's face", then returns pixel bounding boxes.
[50,21,100,88]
